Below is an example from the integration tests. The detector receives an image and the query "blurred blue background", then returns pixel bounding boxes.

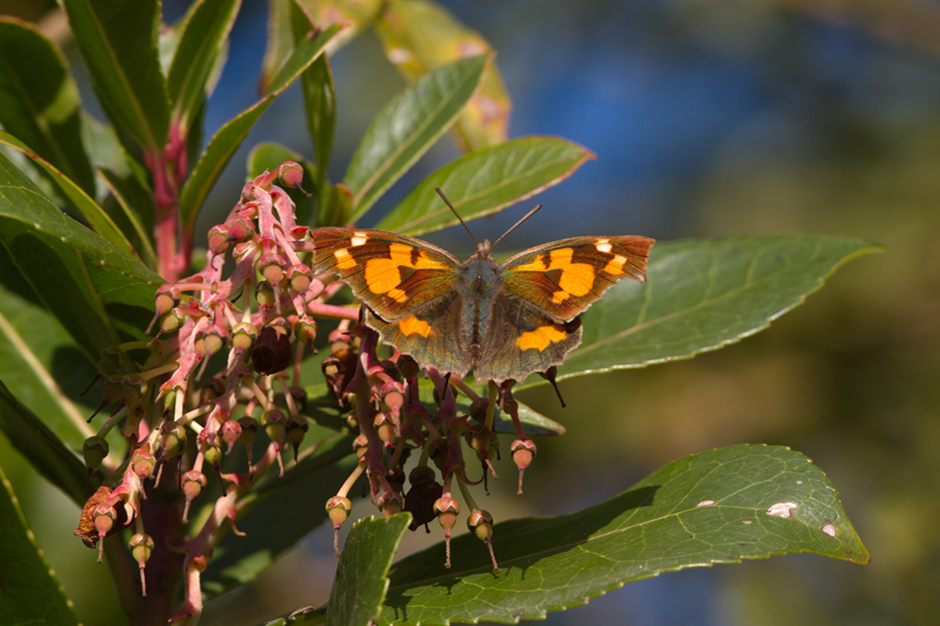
[5,0,940,624]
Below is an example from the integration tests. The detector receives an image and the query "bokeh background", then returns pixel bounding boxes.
[2,1,939,624]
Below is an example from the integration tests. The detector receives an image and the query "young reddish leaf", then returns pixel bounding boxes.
[375,0,510,152]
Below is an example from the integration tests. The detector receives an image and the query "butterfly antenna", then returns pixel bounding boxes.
[436,188,479,248]
[491,202,543,250]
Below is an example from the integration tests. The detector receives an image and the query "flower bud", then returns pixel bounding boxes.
[467,509,500,572]
[82,435,110,470]
[227,216,254,244]
[277,161,304,188]
[510,438,537,495]
[293,316,318,349]
[260,254,284,285]
[207,224,231,254]
[261,409,286,444]
[160,422,186,460]
[154,286,179,316]
[326,495,352,556]
[160,308,185,335]
[287,264,313,294]
[373,412,398,446]
[96,348,123,376]
[377,490,403,516]
[219,419,242,453]
[129,532,155,596]
[433,495,460,568]
[181,470,207,522]
[255,280,276,308]
[130,447,156,480]
[353,434,369,467]
[232,322,258,352]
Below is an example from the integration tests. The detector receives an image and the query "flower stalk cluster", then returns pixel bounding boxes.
[76,163,538,621]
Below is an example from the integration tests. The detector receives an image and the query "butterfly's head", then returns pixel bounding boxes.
[471,239,494,260]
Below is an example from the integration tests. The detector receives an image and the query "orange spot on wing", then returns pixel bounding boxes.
[547,247,574,269]
[601,255,627,276]
[513,254,549,272]
[413,251,448,269]
[365,258,402,293]
[387,288,408,302]
[551,290,570,304]
[515,325,567,351]
[333,248,357,270]
[399,314,432,337]
[558,263,595,296]
[389,243,448,270]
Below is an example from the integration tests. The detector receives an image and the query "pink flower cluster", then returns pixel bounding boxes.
[77,163,534,622]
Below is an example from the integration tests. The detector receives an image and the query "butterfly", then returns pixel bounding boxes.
[311,197,654,385]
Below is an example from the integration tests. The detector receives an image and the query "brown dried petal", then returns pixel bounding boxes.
[73,486,112,548]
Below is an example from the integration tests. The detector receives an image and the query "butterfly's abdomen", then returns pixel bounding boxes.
[459,260,502,366]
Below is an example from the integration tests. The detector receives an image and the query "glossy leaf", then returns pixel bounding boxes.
[0,248,96,458]
[326,515,411,626]
[0,150,161,361]
[0,18,96,195]
[0,131,135,258]
[292,0,336,202]
[98,168,158,268]
[0,381,86,506]
[167,0,240,131]
[518,235,881,388]
[377,136,595,236]
[0,464,80,626]
[379,444,869,624]
[179,23,341,235]
[375,0,509,151]
[61,0,169,154]
[344,55,488,222]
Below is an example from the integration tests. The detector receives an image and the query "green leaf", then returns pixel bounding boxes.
[293,0,336,204]
[0,150,161,361]
[377,136,595,235]
[379,444,869,625]
[61,0,169,154]
[179,23,341,237]
[167,0,240,131]
[0,381,86,506]
[0,131,136,258]
[343,55,489,222]
[326,514,411,626]
[0,247,96,457]
[520,235,881,388]
[0,18,96,196]
[0,464,81,626]
[98,167,158,268]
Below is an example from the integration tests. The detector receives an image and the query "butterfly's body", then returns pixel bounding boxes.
[312,227,653,383]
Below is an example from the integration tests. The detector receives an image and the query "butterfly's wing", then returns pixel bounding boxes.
[500,236,654,321]
[470,236,653,383]
[362,293,472,378]
[311,228,461,319]
[473,299,583,383]
[311,227,472,376]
